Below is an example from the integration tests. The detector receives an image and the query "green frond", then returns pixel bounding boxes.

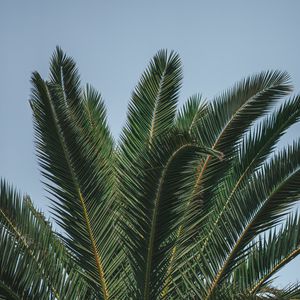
[118,130,220,299]
[192,70,292,211]
[29,50,124,299]
[0,180,91,299]
[162,74,295,292]
[188,96,300,287]
[194,139,300,299]
[200,70,292,149]
[3,48,300,299]
[120,49,182,158]
[0,227,50,300]
[164,95,300,298]
[232,213,300,296]
[49,46,82,105]
[81,84,115,154]
[175,94,207,134]
[262,284,300,299]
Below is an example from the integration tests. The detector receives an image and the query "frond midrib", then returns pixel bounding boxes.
[0,280,21,300]
[199,103,300,256]
[43,83,109,299]
[143,143,195,300]
[250,246,300,294]
[0,207,60,299]
[148,67,167,145]
[205,165,300,299]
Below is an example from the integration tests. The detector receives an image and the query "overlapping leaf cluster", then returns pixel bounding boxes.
[0,48,300,299]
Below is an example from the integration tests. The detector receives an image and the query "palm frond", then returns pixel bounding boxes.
[3,48,300,299]
[29,49,124,298]
[120,49,182,157]
[192,70,292,211]
[49,46,82,105]
[199,70,292,149]
[175,94,207,134]
[197,138,300,299]
[0,180,91,299]
[232,213,300,296]
[118,130,221,299]
[165,73,294,286]
[190,96,300,283]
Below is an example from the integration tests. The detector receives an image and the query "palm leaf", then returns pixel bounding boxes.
[0,180,91,299]
[3,47,300,299]
[193,95,300,280]
[30,52,122,298]
[118,130,221,299]
[120,49,182,156]
[175,94,207,134]
[192,70,292,212]
[166,71,293,278]
[232,213,300,296]
[197,138,300,299]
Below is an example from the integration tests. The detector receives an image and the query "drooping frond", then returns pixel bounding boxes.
[199,70,292,149]
[190,95,300,284]
[232,213,300,296]
[0,180,91,299]
[192,71,292,212]
[165,95,300,299]
[164,73,293,285]
[190,137,300,299]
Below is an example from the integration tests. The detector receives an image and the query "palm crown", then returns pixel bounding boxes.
[0,48,300,300]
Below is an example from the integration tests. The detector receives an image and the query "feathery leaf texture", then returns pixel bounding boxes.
[1,48,300,299]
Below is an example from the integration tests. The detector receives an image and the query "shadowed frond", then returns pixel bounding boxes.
[118,130,221,299]
[232,214,300,295]
[0,180,91,299]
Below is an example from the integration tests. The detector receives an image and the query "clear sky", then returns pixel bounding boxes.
[1,0,299,287]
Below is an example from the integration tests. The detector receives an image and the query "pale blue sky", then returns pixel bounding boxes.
[0,0,299,287]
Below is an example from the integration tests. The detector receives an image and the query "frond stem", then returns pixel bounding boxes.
[0,207,60,299]
[149,68,166,145]
[143,144,195,300]
[44,84,109,299]
[204,166,300,299]
[250,247,300,294]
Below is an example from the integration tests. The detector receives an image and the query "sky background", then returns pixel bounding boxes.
[1,0,300,287]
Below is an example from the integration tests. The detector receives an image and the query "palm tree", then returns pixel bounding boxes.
[0,48,300,300]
